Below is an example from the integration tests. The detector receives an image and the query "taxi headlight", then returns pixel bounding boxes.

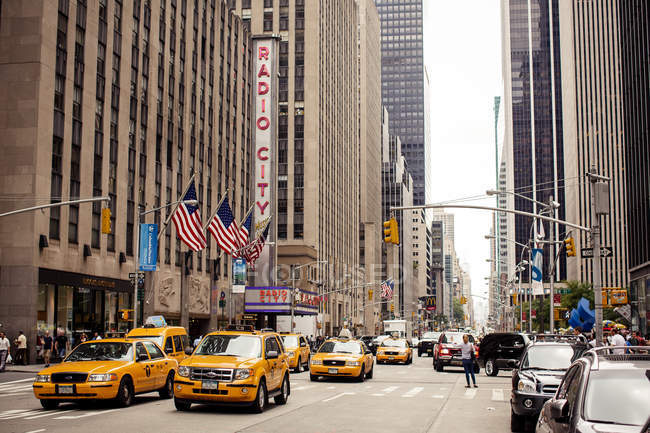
[178,366,191,377]
[517,379,536,393]
[234,369,254,380]
[347,361,360,366]
[311,359,322,365]
[35,374,50,383]
[88,373,118,382]
[287,350,296,356]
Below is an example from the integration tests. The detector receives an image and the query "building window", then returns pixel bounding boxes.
[263,12,272,32]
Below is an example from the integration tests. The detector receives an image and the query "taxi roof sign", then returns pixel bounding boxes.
[225,324,255,332]
[144,316,167,328]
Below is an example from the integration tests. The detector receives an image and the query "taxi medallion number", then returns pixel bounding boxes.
[328,368,338,374]
[202,380,219,390]
[57,385,74,394]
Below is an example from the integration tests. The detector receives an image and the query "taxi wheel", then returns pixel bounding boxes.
[366,364,374,379]
[296,358,304,373]
[309,373,318,382]
[251,379,267,413]
[40,399,59,410]
[355,364,366,382]
[159,372,174,399]
[274,374,290,405]
[435,360,444,372]
[174,398,191,411]
[510,409,526,432]
[116,377,133,407]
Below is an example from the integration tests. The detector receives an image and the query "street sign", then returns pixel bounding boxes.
[581,246,613,258]
[553,294,562,307]
[220,291,226,300]
[531,309,537,319]
[242,314,257,321]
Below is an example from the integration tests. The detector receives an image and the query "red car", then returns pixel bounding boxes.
[433,331,479,373]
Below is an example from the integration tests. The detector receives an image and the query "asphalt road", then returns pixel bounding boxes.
[0,356,514,433]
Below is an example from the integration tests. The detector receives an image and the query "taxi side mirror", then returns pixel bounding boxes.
[266,350,279,359]
[184,346,194,356]
[300,342,306,347]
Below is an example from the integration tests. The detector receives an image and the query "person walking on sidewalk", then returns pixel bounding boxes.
[54,330,68,361]
[460,334,478,388]
[0,332,10,372]
[15,331,27,365]
[43,330,53,367]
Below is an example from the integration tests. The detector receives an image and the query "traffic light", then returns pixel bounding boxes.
[383,217,399,245]
[368,289,373,300]
[512,293,518,306]
[390,303,394,312]
[460,296,467,305]
[101,208,112,234]
[120,310,129,320]
[564,237,576,257]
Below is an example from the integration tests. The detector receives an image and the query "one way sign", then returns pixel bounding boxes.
[581,247,613,258]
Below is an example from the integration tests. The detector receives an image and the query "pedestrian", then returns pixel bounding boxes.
[93,332,101,340]
[54,330,68,361]
[460,334,477,388]
[609,328,626,355]
[193,335,202,348]
[43,330,53,367]
[15,331,27,365]
[0,332,10,372]
[339,325,352,339]
[79,333,88,345]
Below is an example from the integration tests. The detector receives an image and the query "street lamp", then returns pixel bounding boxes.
[290,260,327,333]
[133,199,198,327]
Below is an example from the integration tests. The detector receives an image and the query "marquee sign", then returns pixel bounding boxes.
[245,286,318,315]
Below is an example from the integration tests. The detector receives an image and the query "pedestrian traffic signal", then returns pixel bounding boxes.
[390,303,394,312]
[101,208,112,234]
[564,237,576,256]
[383,217,399,245]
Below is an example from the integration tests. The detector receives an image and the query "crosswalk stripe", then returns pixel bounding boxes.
[0,385,33,393]
[431,395,445,399]
[25,409,77,420]
[382,386,398,394]
[463,388,477,399]
[293,385,316,391]
[54,408,118,420]
[322,392,355,403]
[402,387,423,398]
[491,389,504,401]
[0,378,35,385]
[0,392,30,398]
[370,393,384,397]
[0,410,43,420]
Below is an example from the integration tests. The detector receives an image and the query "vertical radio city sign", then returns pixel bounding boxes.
[252,36,278,286]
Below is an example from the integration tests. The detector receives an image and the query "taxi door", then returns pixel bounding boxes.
[134,342,155,391]
[264,337,282,390]
[142,341,169,388]
[363,344,374,373]
[299,336,309,365]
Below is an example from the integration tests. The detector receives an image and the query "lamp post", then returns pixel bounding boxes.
[133,199,198,328]
[290,260,327,333]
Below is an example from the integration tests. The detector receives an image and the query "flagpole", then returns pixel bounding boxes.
[214,202,256,260]
[158,172,196,241]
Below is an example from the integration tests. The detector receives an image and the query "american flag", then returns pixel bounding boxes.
[381,279,394,299]
[247,223,270,262]
[171,183,207,252]
[207,197,240,255]
[236,208,253,250]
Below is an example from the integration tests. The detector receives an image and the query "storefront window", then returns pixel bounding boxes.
[105,291,119,334]
[56,285,74,338]
[37,284,56,334]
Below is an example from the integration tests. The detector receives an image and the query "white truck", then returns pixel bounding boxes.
[383,320,412,339]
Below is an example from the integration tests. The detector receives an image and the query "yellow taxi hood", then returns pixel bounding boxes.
[312,352,362,361]
[39,360,128,375]
[182,354,260,369]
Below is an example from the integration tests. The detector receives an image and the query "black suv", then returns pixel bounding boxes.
[509,336,588,432]
[536,346,650,433]
[478,332,529,376]
[359,336,376,355]
[418,331,441,357]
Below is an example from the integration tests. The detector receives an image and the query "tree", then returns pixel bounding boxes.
[453,298,465,325]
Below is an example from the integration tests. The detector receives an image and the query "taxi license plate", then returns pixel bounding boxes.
[328,368,338,374]
[57,385,74,395]
[389,356,395,360]
[202,380,219,390]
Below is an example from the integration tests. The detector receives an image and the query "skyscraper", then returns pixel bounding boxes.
[619,0,649,335]
[375,0,429,206]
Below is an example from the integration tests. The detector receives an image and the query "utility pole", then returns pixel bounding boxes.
[588,167,610,346]
[549,195,555,334]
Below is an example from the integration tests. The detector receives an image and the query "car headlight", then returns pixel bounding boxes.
[88,373,118,382]
[311,359,322,365]
[517,379,536,393]
[347,361,360,366]
[440,348,449,355]
[35,374,50,383]
[178,366,190,377]
[234,369,254,380]
[287,350,296,356]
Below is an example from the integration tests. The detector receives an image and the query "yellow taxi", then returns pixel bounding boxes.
[376,337,413,364]
[173,325,290,413]
[309,338,374,382]
[126,316,190,363]
[33,338,178,409]
[280,333,311,373]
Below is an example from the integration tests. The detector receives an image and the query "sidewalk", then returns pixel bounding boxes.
[3,363,47,373]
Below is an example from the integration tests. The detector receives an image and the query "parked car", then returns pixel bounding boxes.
[510,338,588,432]
[433,331,479,373]
[418,331,441,357]
[478,332,530,376]
[536,346,650,433]
[359,335,377,355]
[370,335,391,355]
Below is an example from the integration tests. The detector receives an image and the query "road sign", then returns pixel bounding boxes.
[581,247,613,258]
[220,291,226,300]
[553,294,562,307]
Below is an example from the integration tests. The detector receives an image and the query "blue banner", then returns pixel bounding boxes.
[531,248,543,294]
[139,224,158,271]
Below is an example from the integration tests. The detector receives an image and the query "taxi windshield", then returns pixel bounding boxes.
[381,339,407,348]
[281,336,299,348]
[126,335,164,348]
[65,342,133,362]
[318,341,362,354]
[195,335,261,358]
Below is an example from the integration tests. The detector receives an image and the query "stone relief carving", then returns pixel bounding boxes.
[157,276,177,311]
[189,277,209,314]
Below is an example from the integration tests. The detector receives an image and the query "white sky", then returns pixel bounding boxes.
[423,1,503,324]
